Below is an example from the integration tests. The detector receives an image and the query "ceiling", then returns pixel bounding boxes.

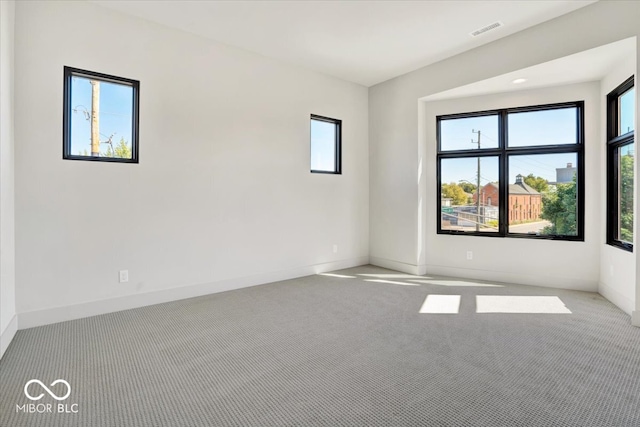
[423,37,636,102]
[92,0,597,87]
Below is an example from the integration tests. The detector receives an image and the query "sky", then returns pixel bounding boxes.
[440,107,581,185]
[310,119,337,171]
[620,87,635,135]
[70,76,133,156]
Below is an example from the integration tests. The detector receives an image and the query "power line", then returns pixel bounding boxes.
[100,111,130,118]
[73,109,129,119]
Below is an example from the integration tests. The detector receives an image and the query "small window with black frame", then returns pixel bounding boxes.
[310,114,341,174]
[63,66,140,163]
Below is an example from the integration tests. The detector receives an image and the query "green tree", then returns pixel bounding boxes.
[114,137,132,158]
[441,183,469,206]
[523,174,549,193]
[540,178,577,236]
[458,182,477,194]
[620,152,634,242]
[102,146,114,157]
[101,137,132,159]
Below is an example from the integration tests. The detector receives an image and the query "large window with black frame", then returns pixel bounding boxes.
[607,76,635,251]
[437,101,584,240]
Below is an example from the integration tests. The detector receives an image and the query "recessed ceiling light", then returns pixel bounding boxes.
[512,78,527,84]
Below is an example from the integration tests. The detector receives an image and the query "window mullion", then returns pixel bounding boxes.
[499,110,508,236]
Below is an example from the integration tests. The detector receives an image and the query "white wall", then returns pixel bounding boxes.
[369,1,640,317]
[0,0,17,358]
[422,82,600,291]
[9,0,640,333]
[599,56,637,316]
[14,1,369,328]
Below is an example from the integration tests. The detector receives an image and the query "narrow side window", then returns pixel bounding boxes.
[607,76,635,251]
[310,114,341,174]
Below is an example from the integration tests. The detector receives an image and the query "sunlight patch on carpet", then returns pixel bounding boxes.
[476,296,572,314]
[419,294,461,314]
[365,279,420,286]
[410,279,503,288]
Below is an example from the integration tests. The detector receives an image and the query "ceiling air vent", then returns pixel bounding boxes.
[470,21,503,37]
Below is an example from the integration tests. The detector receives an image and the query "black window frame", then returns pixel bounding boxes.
[606,76,634,252]
[63,66,140,163]
[436,101,585,241]
[310,114,342,174]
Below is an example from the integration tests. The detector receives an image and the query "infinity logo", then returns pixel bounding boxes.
[24,379,71,401]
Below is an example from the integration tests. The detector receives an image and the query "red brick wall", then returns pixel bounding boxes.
[509,194,541,222]
[474,184,542,224]
[473,184,499,206]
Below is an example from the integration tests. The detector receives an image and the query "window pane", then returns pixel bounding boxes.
[508,107,577,147]
[439,115,499,151]
[310,119,337,172]
[508,153,578,236]
[617,143,634,244]
[69,75,134,158]
[440,156,499,233]
[619,87,635,136]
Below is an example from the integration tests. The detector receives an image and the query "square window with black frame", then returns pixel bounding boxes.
[63,67,140,163]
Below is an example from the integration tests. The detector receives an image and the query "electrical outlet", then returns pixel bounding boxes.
[333,244,338,253]
[119,270,129,283]
[466,251,473,260]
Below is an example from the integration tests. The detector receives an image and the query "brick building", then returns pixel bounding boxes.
[473,174,542,223]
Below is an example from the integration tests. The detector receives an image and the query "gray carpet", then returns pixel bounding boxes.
[1,265,639,426]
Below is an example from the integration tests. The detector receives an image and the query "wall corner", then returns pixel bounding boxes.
[632,311,640,327]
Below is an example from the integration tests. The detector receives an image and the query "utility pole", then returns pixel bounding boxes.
[472,129,481,231]
[90,80,100,157]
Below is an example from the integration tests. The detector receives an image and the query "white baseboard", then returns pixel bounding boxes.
[1,314,18,359]
[368,258,600,295]
[369,256,425,276]
[632,311,640,327]
[423,264,599,292]
[598,281,634,316]
[417,264,428,276]
[18,256,369,330]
